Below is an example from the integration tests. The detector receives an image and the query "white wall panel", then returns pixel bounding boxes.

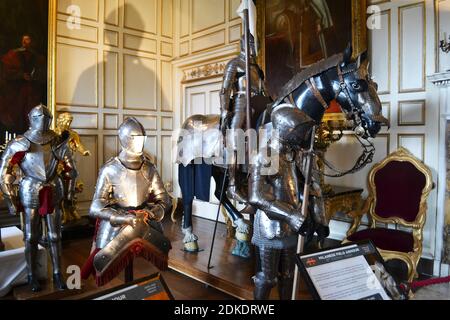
[399,2,425,92]
[123,55,157,110]
[56,44,98,107]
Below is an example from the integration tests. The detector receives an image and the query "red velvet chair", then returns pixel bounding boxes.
[344,148,433,283]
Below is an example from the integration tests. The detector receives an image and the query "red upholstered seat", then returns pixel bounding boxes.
[347,228,414,253]
[373,161,426,222]
[344,148,433,283]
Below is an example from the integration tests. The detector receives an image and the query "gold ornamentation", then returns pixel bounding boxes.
[56,113,91,224]
[315,114,352,195]
[182,62,227,83]
[323,187,364,228]
[56,113,91,157]
[344,147,434,283]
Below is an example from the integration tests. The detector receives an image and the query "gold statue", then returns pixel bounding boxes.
[56,113,91,224]
[55,113,91,157]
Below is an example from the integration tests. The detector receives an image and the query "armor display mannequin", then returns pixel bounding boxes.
[249,105,321,300]
[0,104,76,292]
[220,35,268,203]
[85,117,172,285]
[55,112,90,223]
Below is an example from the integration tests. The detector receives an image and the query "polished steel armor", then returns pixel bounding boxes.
[220,35,267,202]
[0,104,76,292]
[248,105,329,300]
[90,117,171,274]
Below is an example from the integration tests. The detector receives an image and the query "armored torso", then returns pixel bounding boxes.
[101,157,161,209]
[229,56,264,96]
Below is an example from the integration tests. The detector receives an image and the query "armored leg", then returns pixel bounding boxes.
[94,221,151,273]
[226,98,247,203]
[46,207,67,290]
[24,208,42,292]
[181,202,199,252]
[278,247,296,300]
[253,246,280,300]
[226,152,248,203]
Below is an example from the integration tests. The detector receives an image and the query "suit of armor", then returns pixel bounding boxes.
[89,117,171,276]
[55,112,90,223]
[220,35,267,202]
[0,104,76,292]
[249,105,317,300]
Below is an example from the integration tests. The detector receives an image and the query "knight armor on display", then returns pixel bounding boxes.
[0,104,77,292]
[84,117,172,286]
[249,105,329,300]
[219,34,268,202]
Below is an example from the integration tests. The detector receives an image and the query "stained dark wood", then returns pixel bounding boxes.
[165,216,313,300]
[10,215,314,300]
[11,228,235,300]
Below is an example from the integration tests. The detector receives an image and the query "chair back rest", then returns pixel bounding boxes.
[368,148,433,228]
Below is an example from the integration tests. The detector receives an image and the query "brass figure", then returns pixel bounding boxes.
[55,112,90,224]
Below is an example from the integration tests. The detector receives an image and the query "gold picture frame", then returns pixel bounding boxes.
[48,0,57,119]
[256,0,368,97]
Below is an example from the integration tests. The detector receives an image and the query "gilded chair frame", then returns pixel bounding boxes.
[345,148,433,283]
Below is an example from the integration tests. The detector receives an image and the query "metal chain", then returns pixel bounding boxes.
[314,135,376,178]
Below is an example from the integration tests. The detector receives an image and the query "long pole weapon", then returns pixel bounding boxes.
[207,1,253,269]
[292,126,317,300]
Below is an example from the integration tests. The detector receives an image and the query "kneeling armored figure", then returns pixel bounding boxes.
[82,117,172,285]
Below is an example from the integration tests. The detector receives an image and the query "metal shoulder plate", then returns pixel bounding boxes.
[6,136,31,155]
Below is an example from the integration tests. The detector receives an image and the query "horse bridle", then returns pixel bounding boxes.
[306,64,376,178]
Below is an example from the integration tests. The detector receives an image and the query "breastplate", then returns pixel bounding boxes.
[236,65,262,94]
[21,142,57,182]
[111,164,151,208]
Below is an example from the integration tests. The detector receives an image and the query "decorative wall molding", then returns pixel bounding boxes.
[428,71,450,87]
[182,62,226,83]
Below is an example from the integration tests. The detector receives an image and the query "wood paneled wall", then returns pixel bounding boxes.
[55,0,175,212]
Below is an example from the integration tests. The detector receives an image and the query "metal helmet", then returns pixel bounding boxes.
[271,105,315,147]
[240,34,256,57]
[28,104,53,132]
[118,117,146,154]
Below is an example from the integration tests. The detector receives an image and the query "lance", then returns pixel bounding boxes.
[292,126,317,300]
[207,1,254,268]
[242,4,253,161]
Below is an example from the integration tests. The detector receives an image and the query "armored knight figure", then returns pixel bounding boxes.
[0,104,77,292]
[55,112,90,224]
[249,105,325,300]
[83,117,172,285]
[220,34,268,203]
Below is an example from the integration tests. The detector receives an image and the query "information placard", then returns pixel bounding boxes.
[85,273,173,301]
[297,241,394,300]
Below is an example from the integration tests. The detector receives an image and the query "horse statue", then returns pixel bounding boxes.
[175,45,389,257]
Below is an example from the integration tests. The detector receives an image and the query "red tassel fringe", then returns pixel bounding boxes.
[94,239,169,287]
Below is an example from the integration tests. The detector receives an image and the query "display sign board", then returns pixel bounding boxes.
[85,273,173,301]
[297,241,394,300]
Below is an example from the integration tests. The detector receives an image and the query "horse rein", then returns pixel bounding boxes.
[306,64,376,178]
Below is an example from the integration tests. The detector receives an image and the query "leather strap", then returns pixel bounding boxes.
[306,77,329,110]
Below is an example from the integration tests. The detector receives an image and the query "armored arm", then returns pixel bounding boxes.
[55,139,79,202]
[69,130,91,156]
[0,139,27,215]
[89,166,133,226]
[147,165,171,222]
[248,151,303,231]
[220,60,238,132]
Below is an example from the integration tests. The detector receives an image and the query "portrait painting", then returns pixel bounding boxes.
[257,0,367,98]
[0,0,55,144]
